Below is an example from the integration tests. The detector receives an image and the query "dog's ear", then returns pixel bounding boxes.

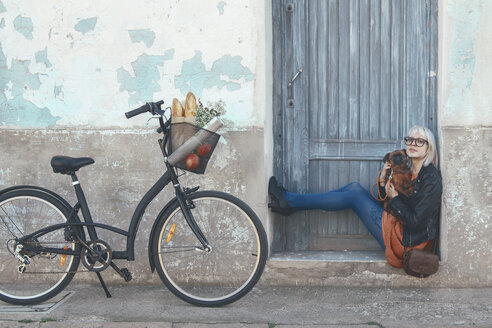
[404,151,412,169]
[383,152,390,162]
[401,149,409,166]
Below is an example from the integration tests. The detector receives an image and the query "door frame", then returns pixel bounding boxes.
[271,0,439,252]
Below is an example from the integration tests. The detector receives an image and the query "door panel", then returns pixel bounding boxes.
[272,0,437,252]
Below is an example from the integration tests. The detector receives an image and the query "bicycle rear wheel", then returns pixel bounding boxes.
[0,189,80,305]
[152,191,267,307]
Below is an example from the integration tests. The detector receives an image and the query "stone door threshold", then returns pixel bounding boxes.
[269,250,386,263]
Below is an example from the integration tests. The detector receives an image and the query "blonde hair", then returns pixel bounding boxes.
[407,126,439,167]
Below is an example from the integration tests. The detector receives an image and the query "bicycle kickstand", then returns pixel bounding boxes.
[95,271,112,298]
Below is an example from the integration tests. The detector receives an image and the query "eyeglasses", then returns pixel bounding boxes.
[404,136,428,147]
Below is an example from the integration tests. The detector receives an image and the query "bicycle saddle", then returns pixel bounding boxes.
[51,156,95,174]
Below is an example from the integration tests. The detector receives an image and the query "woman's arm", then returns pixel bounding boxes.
[387,169,442,229]
[378,162,392,198]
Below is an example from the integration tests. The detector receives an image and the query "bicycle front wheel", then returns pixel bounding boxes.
[0,189,80,305]
[152,191,267,307]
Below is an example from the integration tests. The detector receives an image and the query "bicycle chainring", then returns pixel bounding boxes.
[81,240,112,272]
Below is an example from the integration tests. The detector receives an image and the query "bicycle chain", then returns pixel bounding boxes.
[22,269,95,274]
[15,240,104,275]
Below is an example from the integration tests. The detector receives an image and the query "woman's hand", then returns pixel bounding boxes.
[380,162,392,186]
[385,181,399,199]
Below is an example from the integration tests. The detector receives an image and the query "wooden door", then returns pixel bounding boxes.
[272,0,438,251]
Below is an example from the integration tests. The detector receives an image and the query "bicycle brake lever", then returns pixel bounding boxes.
[145,116,161,127]
[184,186,200,194]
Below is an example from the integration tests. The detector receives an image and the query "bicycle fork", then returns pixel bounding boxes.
[174,186,212,252]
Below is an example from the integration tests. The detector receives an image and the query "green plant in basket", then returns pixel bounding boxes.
[196,99,227,128]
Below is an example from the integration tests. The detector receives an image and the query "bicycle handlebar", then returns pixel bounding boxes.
[125,103,150,119]
[125,100,165,119]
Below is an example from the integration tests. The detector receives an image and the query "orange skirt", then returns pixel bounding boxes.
[382,211,433,268]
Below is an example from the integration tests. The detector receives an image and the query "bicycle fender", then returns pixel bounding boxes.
[0,185,86,241]
[148,196,180,272]
[0,185,71,208]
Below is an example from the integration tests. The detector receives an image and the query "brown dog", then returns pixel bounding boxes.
[382,149,413,215]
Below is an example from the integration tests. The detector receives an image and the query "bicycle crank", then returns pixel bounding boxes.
[81,240,112,272]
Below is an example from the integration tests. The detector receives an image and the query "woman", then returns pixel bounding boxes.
[268,126,442,268]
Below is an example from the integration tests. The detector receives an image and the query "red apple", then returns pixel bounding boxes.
[185,153,200,170]
[197,143,213,157]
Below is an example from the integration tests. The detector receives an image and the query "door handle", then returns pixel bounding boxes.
[288,68,302,87]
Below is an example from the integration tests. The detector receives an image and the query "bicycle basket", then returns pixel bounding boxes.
[168,122,220,174]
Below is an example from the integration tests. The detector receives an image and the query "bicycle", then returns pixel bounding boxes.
[0,100,268,307]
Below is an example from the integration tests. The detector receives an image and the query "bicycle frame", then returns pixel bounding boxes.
[18,119,211,263]
[70,168,175,261]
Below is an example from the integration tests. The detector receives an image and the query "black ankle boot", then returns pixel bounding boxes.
[268,177,294,216]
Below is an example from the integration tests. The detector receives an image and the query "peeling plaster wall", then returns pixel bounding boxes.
[0,0,264,128]
[438,0,492,286]
[0,0,270,284]
[441,0,492,126]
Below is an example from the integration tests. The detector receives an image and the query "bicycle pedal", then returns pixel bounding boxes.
[109,262,132,282]
[121,268,132,282]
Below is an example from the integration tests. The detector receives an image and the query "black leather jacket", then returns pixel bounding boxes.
[380,164,442,247]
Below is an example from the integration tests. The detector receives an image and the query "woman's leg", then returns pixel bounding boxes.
[283,182,385,250]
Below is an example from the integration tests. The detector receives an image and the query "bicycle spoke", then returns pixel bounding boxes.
[153,191,266,306]
[0,193,80,304]
[0,204,24,237]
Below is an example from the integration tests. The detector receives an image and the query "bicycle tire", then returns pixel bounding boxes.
[0,189,81,305]
[151,191,267,307]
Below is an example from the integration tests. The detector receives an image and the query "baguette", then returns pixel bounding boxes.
[172,98,185,123]
[183,92,197,125]
[185,92,197,118]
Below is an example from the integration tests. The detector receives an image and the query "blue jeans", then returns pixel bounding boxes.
[284,182,385,250]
